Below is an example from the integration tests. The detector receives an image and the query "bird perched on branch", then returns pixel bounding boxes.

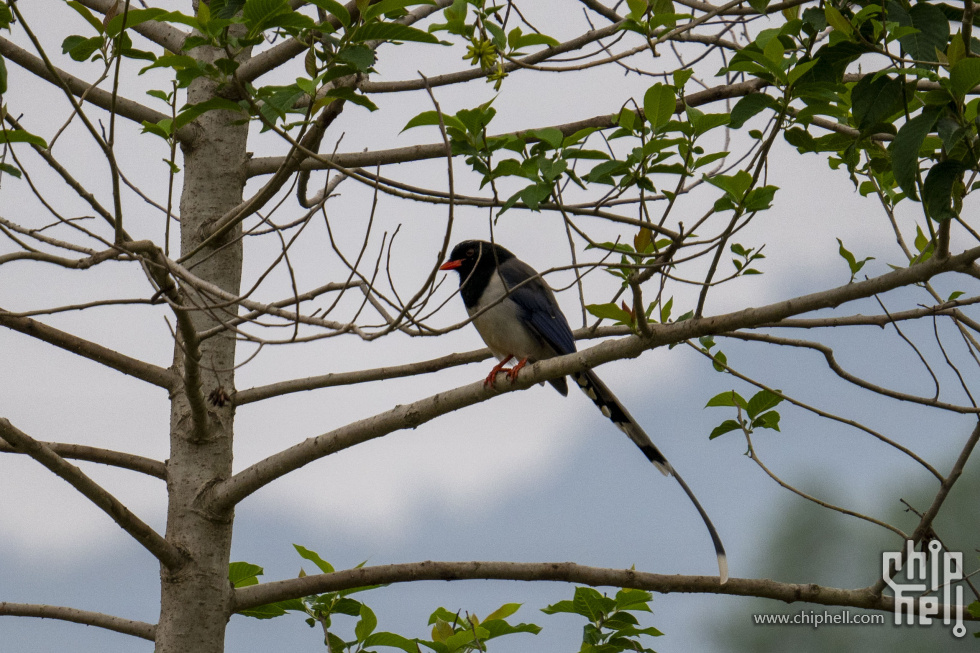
[439,239,727,584]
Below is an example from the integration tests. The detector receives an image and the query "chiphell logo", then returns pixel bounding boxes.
[883,540,965,638]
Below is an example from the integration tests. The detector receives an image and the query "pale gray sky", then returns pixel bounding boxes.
[1,1,977,651]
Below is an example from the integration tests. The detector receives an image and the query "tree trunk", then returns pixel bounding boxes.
[155,37,250,653]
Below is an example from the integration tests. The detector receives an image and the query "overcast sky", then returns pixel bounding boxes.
[1,1,978,651]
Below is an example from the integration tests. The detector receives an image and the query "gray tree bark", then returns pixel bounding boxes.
[155,37,251,653]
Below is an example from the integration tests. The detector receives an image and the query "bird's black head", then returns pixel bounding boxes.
[439,240,515,307]
[439,240,515,278]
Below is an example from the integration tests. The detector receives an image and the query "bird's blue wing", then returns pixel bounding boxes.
[498,259,577,356]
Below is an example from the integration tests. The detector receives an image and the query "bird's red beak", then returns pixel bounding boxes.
[439,259,462,271]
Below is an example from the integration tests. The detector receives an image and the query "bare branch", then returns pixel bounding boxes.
[232,560,975,621]
[0,37,176,137]
[209,243,980,511]
[235,349,490,405]
[0,440,166,479]
[0,308,176,390]
[75,0,187,52]
[236,0,453,83]
[0,419,184,569]
[0,602,156,641]
[245,78,769,177]
[874,420,980,594]
[727,332,980,414]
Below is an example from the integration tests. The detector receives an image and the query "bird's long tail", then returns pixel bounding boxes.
[572,370,728,584]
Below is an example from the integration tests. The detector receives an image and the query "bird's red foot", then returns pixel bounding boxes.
[483,355,514,387]
[505,357,528,382]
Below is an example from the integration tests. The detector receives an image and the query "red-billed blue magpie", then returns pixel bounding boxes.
[440,239,728,583]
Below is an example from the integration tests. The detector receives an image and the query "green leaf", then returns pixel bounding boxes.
[526,127,563,149]
[105,8,168,37]
[950,57,980,101]
[660,296,673,323]
[752,410,782,431]
[712,350,728,372]
[481,618,542,638]
[293,544,335,574]
[687,107,730,136]
[0,129,48,149]
[824,6,853,36]
[319,86,380,111]
[361,632,420,653]
[914,224,934,261]
[238,602,289,619]
[643,83,676,131]
[175,98,247,130]
[673,68,695,89]
[363,0,434,23]
[693,151,728,169]
[707,169,752,202]
[519,182,552,210]
[354,604,378,641]
[67,1,106,34]
[229,561,264,587]
[62,35,105,62]
[836,238,874,279]
[153,10,203,30]
[141,119,172,139]
[540,599,576,615]
[746,389,783,418]
[208,0,247,19]
[586,302,633,325]
[336,44,377,72]
[401,110,465,133]
[572,587,615,622]
[850,73,904,133]
[787,58,820,85]
[243,0,290,35]
[889,107,942,200]
[0,55,6,95]
[308,0,351,27]
[564,149,611,161]
[509,29,559,50]
[265,12,317,32]
[351,22,442,44]
[585,159,629,184]
[890,0,950,63]
[627,0,649,20]
[709,419,742,439]
[729,93,777,129]
[922,160,964,221]
[0,162,22,178]
[0,4,11,30]
[967,600,980,619]
[614,588,654,612]
[744,185,777,211]
[705,391,746,409]
[483,603,522,622]
[445,626,489,650]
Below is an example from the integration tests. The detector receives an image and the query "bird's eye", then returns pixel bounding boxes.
[466,248,475,257]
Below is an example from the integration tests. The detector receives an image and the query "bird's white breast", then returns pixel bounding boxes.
[467,273,545,361]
